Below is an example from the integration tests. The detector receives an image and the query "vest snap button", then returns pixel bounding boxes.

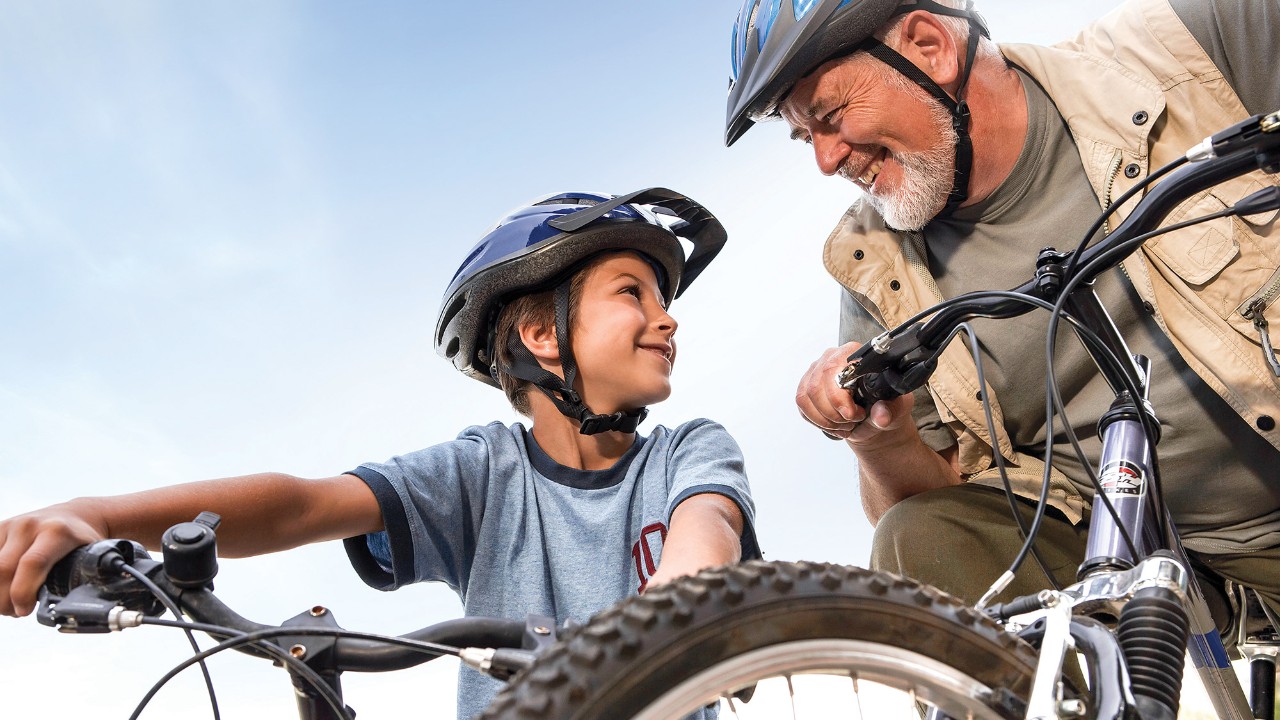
[1258,416,1276,431]
[889,280,901,291]
[1132,110,1149,125]
[1142,301,1155,315]
[854,249,865,260]
[1124,163,1141,179]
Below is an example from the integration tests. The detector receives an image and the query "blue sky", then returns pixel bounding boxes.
[0,1,1165,716]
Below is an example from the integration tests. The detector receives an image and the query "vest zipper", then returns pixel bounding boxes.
[1101,151,1140,289]
[1239,269,1280,377]
[1100,150,1125,236]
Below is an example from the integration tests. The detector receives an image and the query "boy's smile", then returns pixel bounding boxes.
[571,252,679,414]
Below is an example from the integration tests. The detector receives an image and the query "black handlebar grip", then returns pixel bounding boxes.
[848,371,903,410]
[42,540,148,595]
[43,547,89,597]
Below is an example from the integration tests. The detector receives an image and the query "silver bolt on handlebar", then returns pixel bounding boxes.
[1263,111,1279,134]
[108,607,144,632]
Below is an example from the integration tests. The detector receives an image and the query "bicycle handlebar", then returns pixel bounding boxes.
[838,110,1280,408]
[37,529,530,674]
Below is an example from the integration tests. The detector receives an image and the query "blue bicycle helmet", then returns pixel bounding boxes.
[435,188,727,434]
[726,0,989,215]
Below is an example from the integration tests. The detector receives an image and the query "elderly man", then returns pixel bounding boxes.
[726,0,1279,631]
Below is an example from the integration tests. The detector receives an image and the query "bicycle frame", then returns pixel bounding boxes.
[842,110,1280,720]
[1013,281,1252,720]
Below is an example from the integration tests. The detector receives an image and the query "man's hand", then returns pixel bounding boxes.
[796,342,915,442]
[0,503,106,617]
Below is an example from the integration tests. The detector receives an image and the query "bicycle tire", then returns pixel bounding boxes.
[481,560,1043,719]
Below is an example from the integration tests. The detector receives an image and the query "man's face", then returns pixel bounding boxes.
[780,54,957,231]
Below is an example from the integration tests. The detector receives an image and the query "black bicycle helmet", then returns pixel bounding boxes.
[726,0,989,216]
[435,188,727,434]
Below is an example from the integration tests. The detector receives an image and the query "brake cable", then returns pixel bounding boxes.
[116,560,222,720]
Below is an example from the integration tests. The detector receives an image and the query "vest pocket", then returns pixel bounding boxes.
[1145,190,1237,289]
[1146,188,1279,324]
[1143,179,1280,376]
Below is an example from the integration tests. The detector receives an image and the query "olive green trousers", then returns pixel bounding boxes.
[869,483,1280,647]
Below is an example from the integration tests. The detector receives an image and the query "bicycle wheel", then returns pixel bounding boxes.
[482,560,1042,719]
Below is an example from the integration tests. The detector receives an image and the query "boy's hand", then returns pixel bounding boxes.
[0,504,107,617]
[795,342,914,442]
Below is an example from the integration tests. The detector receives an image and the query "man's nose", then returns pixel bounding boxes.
[812,132,850,177]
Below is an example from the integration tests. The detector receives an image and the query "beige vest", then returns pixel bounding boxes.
[823,0,1280,522]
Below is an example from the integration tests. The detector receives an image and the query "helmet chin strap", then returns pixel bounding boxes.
[859,3,986,220]
[496,280,649,436]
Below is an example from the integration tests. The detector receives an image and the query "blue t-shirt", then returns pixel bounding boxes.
[343,419,761,719]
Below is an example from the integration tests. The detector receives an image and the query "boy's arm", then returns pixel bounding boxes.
[0,472,381,617]
[645,492,744,590]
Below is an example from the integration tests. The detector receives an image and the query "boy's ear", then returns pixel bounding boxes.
[517,321,560,365]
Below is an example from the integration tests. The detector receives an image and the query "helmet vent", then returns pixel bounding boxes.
[534,194,599,208]
[444,337,460,359]
[439,292,468,338]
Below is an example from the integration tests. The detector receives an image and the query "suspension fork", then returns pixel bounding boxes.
[1063,285,1251,718]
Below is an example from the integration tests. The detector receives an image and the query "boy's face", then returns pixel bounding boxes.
[571,252,678,414]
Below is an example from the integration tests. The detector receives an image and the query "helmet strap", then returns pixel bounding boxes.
[497,279,649,435]
[859,6,984,218]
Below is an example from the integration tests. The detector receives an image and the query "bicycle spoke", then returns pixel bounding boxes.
[787,674,797,720]
[852,672,865,720]
[705,672,1013,719]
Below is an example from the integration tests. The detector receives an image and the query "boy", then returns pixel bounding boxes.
[0,187,760,718]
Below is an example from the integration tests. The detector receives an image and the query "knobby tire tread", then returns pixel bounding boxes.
[479,559,1041,720]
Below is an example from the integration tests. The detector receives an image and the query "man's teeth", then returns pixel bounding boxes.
[859,161,883,185]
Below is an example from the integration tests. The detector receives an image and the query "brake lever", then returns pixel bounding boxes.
[835,323,938,408]
[38,540,166,633]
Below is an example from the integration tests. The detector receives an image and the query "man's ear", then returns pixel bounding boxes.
[897,10,961,89]
[517,321,560,366]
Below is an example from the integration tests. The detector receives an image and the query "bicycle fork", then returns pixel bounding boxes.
[1013,381,1253,719]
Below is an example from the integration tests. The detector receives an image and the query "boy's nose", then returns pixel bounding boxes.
[655,309,677,335]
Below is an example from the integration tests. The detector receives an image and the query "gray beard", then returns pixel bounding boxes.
[866,140,956,232]
[859,93,960,232]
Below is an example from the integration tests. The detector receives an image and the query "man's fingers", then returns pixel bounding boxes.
[795,343,873,438]
[797,380,866,437]
[863,393,916,431]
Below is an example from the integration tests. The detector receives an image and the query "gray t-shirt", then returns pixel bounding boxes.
[838,0,1280,554]
[344,419,760,719]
